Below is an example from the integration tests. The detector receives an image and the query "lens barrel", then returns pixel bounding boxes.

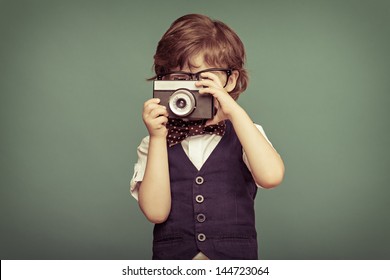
[169,89,196,117]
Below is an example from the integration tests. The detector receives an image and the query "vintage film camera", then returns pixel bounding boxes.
[153,81,214,120]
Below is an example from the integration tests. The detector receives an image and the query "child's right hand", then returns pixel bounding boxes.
[142,98,169,138]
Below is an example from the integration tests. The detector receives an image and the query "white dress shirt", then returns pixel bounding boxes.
[130,123,273,199]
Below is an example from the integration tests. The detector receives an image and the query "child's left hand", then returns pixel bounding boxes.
[195,72,241,126]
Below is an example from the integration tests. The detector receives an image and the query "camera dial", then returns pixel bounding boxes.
[169,89,196,117]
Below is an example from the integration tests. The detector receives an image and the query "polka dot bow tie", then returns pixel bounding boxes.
[166,119,226,147]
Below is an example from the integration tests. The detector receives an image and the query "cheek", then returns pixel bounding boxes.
[219,76,227,85]
[210,73,227,87]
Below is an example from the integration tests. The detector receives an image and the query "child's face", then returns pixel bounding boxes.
[165,52,239,93]
[172,53,230,87]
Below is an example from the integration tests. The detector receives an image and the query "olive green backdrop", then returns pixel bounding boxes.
[1,0,389,259]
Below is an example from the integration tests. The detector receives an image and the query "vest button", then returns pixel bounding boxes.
[195,176,204,185]
[195,195,204,203]
[197,213,206,223]
[197,233,206,242]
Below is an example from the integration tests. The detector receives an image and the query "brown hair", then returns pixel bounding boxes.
[150,14,248,100]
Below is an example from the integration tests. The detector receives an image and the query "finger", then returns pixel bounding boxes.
[149,106,169,119]
[144,102,163,115]
[214,98,220,109]
[198,87,224,96]
[195,76,224,89]
[195,79,221,89]
[143,98,161,109]
[156,115,168,124]
[200,71,220,82]
[152,116,169,128]
[200,72,224,87]
[206,105,224,126]
[205,114,223,126]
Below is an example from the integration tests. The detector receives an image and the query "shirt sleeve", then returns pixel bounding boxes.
[130,136,150,200]
[242,124,274,189]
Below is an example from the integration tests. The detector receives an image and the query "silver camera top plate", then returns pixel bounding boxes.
[153,80,199,91]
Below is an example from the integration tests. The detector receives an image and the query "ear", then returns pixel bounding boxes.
[225,70,239,93]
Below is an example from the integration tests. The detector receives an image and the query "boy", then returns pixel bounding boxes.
[130,14,284,259]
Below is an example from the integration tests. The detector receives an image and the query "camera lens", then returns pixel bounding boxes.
[176,98,187,109]
[169,89,196,117]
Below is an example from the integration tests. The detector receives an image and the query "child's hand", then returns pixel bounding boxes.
[142,98,169,138]
[195,72,242,125]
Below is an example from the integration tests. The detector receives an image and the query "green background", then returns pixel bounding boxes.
[1,0,389,259]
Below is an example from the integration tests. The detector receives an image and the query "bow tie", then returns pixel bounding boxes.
[166,119,226,147]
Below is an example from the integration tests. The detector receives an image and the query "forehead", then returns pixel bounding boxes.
[174,53,214,72]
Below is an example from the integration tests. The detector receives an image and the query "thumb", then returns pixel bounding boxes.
[205,111,223,126]
[206,99,226,126]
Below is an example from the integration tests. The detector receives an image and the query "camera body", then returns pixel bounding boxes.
[153,80,214,120]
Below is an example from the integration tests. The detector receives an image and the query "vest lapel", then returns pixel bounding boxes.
[172,121,232,173]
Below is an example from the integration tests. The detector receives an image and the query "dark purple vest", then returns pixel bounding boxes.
[152,121,258,260]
